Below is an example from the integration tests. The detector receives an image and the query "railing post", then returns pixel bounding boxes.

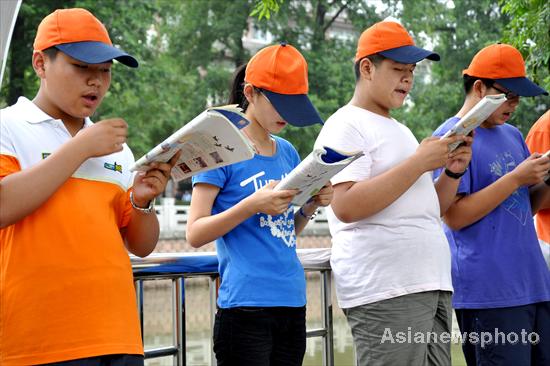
[321,269,334,366]
[209,276,218,366]
[135,279,144,341]
[161,197,177,236]
[173,277,185,366]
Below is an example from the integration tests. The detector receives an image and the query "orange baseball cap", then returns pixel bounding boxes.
[463,43,547,97]
[355,21,439,63]
[33,8,138,68]
[245,43,322,126]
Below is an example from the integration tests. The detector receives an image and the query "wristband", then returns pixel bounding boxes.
[130,191,155,214]
[444,168,466,179]
[298,206,319,220]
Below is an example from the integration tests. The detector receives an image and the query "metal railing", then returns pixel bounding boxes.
[132,249,334,366]
[155,199,330,238]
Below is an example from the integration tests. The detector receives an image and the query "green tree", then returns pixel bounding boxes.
[501,0,550,132]
[3,0,547,160]
[253,0,381,154]
[389,0,549,137]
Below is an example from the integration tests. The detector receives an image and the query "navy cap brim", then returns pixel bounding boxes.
[379,45,440,64]
[262,90,323,127]
[56,41,138,68]
[496,77,548,97]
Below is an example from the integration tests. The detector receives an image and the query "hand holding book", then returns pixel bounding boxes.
[442,94,506,152]
[131,105,255,182]
[275,146,363,206]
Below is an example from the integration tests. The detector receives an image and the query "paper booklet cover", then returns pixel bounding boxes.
[442,94,506,151]
[131,105,255,182]
[275,146,364,206]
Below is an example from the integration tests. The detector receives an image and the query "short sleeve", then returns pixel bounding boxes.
[118,189,134,228]
[315,116,373,185]
[0,120,20,178]
[525,112,550,155]
[192,166,228,189]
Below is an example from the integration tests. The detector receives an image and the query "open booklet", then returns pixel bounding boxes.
[442,94,507,151]
[275,146,364,206]
[130,105,255,182]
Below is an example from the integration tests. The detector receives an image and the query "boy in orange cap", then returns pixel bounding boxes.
[526,109,550,268]
[0,8,177,365]
[187,43,333,366]
[315,21,472,365]
[432,44,550,365]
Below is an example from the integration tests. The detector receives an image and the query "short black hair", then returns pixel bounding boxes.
[354,54,386,82]
[463,74,495,94]
[42,47,58,60]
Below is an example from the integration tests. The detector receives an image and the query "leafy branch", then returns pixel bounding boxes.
[250,0,284,20]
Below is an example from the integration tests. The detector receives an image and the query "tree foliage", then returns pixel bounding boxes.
[1,0,548,162]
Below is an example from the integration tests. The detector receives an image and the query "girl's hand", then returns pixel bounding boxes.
[131,152,181,207]
[245,180,298,216]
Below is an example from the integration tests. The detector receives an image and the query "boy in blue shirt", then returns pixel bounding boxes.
[433,43,550,366]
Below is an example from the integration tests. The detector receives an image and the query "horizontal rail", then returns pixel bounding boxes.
[132,248,334,365]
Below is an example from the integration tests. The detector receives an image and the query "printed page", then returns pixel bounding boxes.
[131,106,255,182]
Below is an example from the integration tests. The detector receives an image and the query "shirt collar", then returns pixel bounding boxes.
[17,96,93,127]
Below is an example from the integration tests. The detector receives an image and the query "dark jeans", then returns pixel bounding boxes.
[456,301,550,366]
[213,306,306,366]
[40,354,144,366]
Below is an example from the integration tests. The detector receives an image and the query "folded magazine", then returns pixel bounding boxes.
[275,146,363,206]
[442,94,506,151]
[131,105,255,182]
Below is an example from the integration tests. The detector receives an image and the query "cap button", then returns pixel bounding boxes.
[280,41,287,47]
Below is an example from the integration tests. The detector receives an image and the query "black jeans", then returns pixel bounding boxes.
[40,354,144,366]
[213,306,306,366]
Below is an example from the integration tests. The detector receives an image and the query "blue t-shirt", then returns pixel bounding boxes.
[433,117,550,309]
[192,136,306,308]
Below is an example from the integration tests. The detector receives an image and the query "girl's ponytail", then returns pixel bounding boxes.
[228,63,249,111]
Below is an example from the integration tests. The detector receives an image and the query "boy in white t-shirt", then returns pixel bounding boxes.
[315,21,472,365]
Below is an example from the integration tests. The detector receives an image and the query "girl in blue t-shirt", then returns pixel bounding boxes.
[186,43,333,366]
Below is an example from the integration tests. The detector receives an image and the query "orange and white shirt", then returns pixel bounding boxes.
[526,110,550,245]
[0,97,143,365]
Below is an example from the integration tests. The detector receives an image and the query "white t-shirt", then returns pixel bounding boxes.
[315,104,452,309]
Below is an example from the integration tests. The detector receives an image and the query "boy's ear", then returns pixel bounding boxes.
[32,51,47,78]
[472,79,487,99]
[359,58,375,80]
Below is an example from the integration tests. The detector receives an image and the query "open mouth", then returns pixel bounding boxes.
[395,89,408,95]
[83,95,98,102]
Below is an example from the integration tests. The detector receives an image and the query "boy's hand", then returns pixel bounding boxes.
[414,135,467,172]
[309,182,334,208]
[131,152,181,207]
[75,118,128,158]
[445,135,473,174]
[245,180,298,216]
[509,153,550,187]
